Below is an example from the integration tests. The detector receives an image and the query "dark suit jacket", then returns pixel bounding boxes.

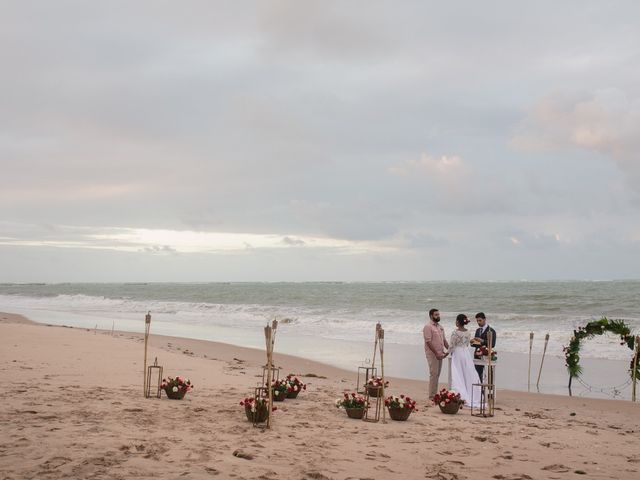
[474,326,497,348]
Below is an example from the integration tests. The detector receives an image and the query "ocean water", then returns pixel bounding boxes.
[1,281,638,362]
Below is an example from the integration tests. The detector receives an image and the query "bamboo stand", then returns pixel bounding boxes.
[632,336,639,403]
[263,319,278,429]
[143,312,151,397]
[363,323,386,423]
[536,333,550,390]
[528,332,534,392]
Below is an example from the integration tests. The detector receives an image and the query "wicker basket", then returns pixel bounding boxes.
[164,387,187,400]
[286,389,300,399]
[387,407,412,421]
[439,402,461,414]
[272,389,287,402]
[345,407,365,419]
[366,385,382,397]
[244,404,268,423]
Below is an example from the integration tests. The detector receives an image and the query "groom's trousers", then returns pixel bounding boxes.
[425,353,442,398]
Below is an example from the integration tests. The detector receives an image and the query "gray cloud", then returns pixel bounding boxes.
[1,1,640,280]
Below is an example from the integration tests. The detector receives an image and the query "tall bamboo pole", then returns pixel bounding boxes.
[632,335,639,403]
[536,333,550,389]
[528,332,534,392]
[371,323,381,370]
[379,327,386,424]
[143,312,151,397]
[487,330,494,415]
[264,325,273,429]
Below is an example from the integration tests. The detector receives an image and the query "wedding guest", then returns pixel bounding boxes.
[473,312,496,380]
[423,308,449,399]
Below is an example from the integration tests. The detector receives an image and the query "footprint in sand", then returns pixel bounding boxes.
[542,464,571,473]
[41,456,72,470]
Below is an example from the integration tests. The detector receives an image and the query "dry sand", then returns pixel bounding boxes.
[1,312,639,480]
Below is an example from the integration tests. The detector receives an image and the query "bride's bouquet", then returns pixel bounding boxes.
[474,345,498,361]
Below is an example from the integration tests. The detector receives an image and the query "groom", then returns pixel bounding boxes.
[423,308,449,399]
[473,312,496,380]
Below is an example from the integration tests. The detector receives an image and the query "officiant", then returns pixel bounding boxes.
[472,312,496,380]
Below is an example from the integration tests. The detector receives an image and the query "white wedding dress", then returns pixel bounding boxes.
[449,329,482,408]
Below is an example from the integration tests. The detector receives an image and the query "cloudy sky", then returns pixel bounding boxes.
[1,1,640,282]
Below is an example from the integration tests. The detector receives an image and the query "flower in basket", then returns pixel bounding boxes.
[161,376,193,396]
[384,394,417,411]
[365,376,389,388]
[239,397,277,413]
[285,374,307,393]
[335,392,368,409]
[240,396,277,422]
[271,379,289,399]
[432,388,465,408]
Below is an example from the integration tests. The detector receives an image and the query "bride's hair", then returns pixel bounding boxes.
[456,314,469,326]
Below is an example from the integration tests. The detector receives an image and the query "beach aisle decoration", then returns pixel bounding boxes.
[472,330,495,418]
[263,319,278,428]
[384,395,417,421]
[145,357,163,399]
[161,376,193,399]
[363,323,386,423]
[143,312,151,396]
[336,393,368,419]
[563,317,640,399]
[433,388,464,415]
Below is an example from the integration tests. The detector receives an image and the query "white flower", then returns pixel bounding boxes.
[440,401,445,407]
[172,386,178,393]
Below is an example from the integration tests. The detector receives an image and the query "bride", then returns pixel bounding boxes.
[449,314,481,407]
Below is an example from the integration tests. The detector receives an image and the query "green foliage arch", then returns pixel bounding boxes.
[564,317,639,383]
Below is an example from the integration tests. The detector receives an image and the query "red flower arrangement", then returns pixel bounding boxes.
[365,376,389,388]
[161,376,193,399]
[335,392,368,409]
[433,388,464,407]
[385,394,417,421]
[239,396,276,423]
[285,374,307,398]
[271,379,289,400]
[384,394,417,411]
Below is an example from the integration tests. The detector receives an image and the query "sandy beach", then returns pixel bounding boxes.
[2,311,640,480]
